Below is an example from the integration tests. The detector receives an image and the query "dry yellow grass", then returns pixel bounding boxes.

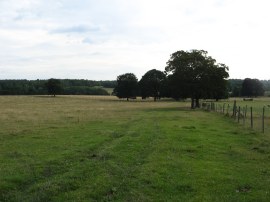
[0,95,187,135]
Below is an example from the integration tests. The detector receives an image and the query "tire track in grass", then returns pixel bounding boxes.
[1,121,128,202]
[58,115,165,201]
[2,114,162,201]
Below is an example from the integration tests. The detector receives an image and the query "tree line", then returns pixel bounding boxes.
[228,79,269,97]
[0,79,116,95]
[1,49,268,101]
[113,49,269,108]
[113,50,229,108]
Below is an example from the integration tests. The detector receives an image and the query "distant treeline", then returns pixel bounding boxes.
[1,78,269,97]
[0,79,116,95]
[228,79,270,97]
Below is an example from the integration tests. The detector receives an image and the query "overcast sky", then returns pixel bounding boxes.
[0,0,269,80]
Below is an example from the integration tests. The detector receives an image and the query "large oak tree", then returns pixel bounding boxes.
[165,50,229,108]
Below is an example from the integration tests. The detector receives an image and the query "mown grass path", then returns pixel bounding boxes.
[1,96,270,201]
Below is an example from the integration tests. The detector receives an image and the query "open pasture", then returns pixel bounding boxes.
[1,96,270,201]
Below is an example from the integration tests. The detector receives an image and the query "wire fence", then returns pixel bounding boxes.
[202,100,270,134]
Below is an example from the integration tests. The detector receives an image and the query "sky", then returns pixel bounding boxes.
[0,0,270,80]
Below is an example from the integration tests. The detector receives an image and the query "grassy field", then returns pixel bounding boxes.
[1,96,270,201]
[209,98,270,133]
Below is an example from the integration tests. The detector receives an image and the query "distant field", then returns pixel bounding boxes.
[103,88,114,95]
[1,96,270,201]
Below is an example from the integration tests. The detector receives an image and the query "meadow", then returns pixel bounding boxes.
[1,96,270,201]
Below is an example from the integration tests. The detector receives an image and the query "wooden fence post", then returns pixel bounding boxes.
[233,100,237,120]
[238,106,241,123]
[243,106,245,125]
[220,104,222,114]
[251,107,253,129]
[262,106,265,133]
[207,103,210,111]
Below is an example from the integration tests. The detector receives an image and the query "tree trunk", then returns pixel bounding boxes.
[195,98,200,108]
[191,98,195,109]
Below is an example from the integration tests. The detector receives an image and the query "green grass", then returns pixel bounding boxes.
[1,96,270,201]
[211,97,270,133]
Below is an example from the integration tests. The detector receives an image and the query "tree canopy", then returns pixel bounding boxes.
[165,50,229,108]
[242,78,264,97]
[113,73,138,101]
[139,69,166,101]
[45,78,63,97]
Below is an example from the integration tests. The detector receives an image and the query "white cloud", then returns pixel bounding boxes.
[0,0,270,80]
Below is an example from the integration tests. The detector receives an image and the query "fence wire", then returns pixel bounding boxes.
[202,101,270,134]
